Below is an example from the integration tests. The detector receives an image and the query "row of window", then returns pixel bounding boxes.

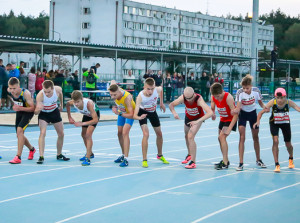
[123,5,273,35]
[124,36,165,47]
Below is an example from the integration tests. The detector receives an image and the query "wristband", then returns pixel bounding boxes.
[119,111,123,116]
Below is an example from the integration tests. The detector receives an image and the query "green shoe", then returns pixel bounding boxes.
[142,160,148,168]
[157,155,169,164]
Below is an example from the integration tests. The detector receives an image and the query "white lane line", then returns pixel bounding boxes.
[55,171,244,223]
[55,159,300,223]
[191,181,300,223]
[0,164,178,204]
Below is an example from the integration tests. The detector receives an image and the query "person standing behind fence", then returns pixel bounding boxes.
[0,59,4,68]
[83,68,99,101]
[35,70,44,96]
[1,64,10,110]
[177,73,184,96]
[200,72,210,102]
[165,73,172,103]
[9,64,20,79]
[17,61,27,89]
[28,67,36,98]
[172,72,178,101]
[123,70,135,90]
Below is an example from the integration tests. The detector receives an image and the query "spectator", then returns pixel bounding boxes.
[177,73,184,96]
[165,73,172,102]
[0,66,8,109]
[71,70,80,90]
[46,70,55,80]
[143,70,160,85]
[18,62,27,88]
[156,70,163,87]
[35,70,44,95]
[28,67,36,98]
[123,69,135,90]
[0,59,4,68]
[171,72,178,101]
[188,72,196,81]
[1,64,11,109]
[83,67,99,101]
[90,63,100,74]
[200,72,210,102]
[9,64,20,79]
[214,73,224,86]
[53,69,65,87]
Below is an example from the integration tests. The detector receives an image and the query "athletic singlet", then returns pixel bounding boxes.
[184,93,204,120]
[114,89,136,113]
[270,99,290,124]
[139,88,158,112]
[235,87,262,112]
[212,92,234,122]
[8,88,29,107]
[74,98,99,117]
[42,88,58,113]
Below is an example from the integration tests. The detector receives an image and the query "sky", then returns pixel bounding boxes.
[0,0,298,18]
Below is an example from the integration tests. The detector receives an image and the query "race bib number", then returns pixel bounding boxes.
[217,107,228,117]
[14,101,23,106]
[274,112,290,124]
[186,107,199,116]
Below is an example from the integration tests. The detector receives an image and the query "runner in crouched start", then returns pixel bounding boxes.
[66,90,100,166]
[210,83,238,170]
[133,78,169,168]
[109,80,135,167]
[254,88,300,172]
[35,80,70,164]
[169,87,213,169]
[7,77,36,164]
[232,74,266,171]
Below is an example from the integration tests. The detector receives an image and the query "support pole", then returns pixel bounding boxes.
[41,44,44,73]
[210,57,213,75]
[250,0,259,86]
[115,50,118,80]
[79,47,83,90]
[185,55,188,87]
[72,55,74,73]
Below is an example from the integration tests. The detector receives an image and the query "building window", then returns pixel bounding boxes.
[124,21,129,28]
[160,26,164,32]
[139,8,143,16]
[82,22,90,29]
[153,11,157,18]
[186,30,190,36]
[153,25,157,32]
[153,39,156,46]
[82,37,89,43]
[83,8,91,14]
[125,36,129,43]
[132,7,136,15]
[139,38,143,45]
[124,6,128,14]
[173,28,177,34]
[174,14,177,20]
[160,40,163,46]
[147,39,151,45]
[147,10,151,17]
[147,24,151,31]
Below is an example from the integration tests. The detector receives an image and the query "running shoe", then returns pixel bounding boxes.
[120,159,129,167]
[185,161,196,169]
[236,163,244,171]
[157,155,169,164]
[256,159,267,168]
[288,159,295,169]
[57,154,70,161]
[181,155,191,164]
[215,160,230,170]
[114,155,124,163]
[37,156,44,164]
[274,165,280,173]
[9,156,21,164]
[79,153,94,161]
[142,160,148,168]
[214,160,223,167]
[28,147,36,160]
[81,158,90,166]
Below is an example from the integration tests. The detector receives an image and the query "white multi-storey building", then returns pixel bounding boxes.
[49,0,272,78]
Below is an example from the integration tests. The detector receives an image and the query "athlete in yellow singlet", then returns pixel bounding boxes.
[109,81,135,167]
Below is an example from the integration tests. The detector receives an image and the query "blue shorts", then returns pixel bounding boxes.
[238,109,258,129]
[117,115,134,126]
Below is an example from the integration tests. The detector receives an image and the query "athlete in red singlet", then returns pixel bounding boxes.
[169,87,213,169]
[211,83,238,170]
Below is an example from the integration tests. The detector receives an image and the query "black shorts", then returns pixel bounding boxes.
[82,110,100,128]
[185,116,201,127]
[238,109,258,129]
[270,122,291,142]
[15,111,34,131]
[219,121,237,132]
[2,85,8,98]
[38,108,62,124]
[138,109,160,127]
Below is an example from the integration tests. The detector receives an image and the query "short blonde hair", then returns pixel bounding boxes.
[71,90,83,101]
[240,74,253,86]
